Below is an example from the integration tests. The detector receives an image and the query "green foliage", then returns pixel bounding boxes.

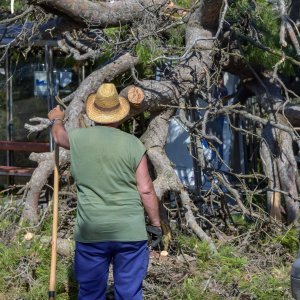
[174,236,248,298]
[40,215,56,234]
[231,214,250,228]
[135,33,182,78]
[230,214,260,233]
[0,218,11,231]
[274,228,299,253]
[104,27,121,39]
[134,24,185,77]
[94,49,115,67]
[165,25,186,49]
[143,111,151,119]
[135,37,164,63]
[104,26,129,42]
[88,26,132,67]
[227,0,295,76]
[177,234,213,265]
[174,0,192,9]
[2,0,26,13]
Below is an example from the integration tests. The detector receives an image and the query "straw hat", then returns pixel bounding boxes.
[86,83,130,124]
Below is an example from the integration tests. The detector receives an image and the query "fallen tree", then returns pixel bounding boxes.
[0,0,299,245]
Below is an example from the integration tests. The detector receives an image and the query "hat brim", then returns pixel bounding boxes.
[86,94,130,124]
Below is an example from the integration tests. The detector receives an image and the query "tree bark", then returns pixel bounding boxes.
[22,153,54,223]
[246,78,299,223]
[34,0,167,26]
[260,124,283,222]
[275,114,299,223]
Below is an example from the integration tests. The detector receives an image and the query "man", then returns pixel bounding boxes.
[48,83,162,300]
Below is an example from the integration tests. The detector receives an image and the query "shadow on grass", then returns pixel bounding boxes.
[67,264,78,300]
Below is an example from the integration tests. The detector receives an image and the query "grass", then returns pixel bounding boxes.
[0,238,76,299]
[0,211,77,300]
[170,233,294,299]
[0,204,296,300]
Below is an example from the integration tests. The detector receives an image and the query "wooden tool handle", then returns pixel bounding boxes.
[49,144,59,299]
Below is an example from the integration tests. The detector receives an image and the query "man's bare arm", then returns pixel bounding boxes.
[48,106,70,150]
[51,121,70,150]
[136,155,161,227]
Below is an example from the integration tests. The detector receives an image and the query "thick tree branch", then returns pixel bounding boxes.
[33,0,167,27]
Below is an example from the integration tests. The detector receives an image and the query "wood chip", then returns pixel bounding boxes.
[160,250,169,256]
[24,232,34,241]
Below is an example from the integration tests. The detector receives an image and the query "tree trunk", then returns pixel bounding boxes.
[260,124,283,222]
[22,150,70,223]
[261,115,299,223]
[22,153,54,223]
[247,78,299,223]
[275,114,299,223]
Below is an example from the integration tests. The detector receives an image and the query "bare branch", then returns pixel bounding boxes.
[57,31,101,60]
[276,0,300,55]
[24,118,51,134]
[0,6,33,25]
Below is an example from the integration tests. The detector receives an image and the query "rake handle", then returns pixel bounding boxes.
[49,144,59,299]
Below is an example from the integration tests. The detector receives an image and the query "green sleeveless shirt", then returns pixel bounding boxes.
[69,126,147,243]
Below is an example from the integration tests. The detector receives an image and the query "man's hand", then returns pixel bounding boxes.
[147,225,163,248]
[48,105,65,122]
[48,105,70,149]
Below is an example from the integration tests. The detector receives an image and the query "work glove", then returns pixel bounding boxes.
[48,105,65,122]
[147,225,163,249]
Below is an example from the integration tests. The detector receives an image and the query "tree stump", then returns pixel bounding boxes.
[127,86,145,107]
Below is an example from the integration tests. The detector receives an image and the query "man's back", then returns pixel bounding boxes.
[69,126,147,242]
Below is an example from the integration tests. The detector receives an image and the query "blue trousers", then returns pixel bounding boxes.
[74,241,149,300]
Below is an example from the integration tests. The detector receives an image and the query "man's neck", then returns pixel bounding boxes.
[96,122,118,128]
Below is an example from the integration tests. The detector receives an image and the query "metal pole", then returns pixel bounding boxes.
[45,44,54,151]
[5,49,13,158]
[5,50,10,146]
[5,48,13,185]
